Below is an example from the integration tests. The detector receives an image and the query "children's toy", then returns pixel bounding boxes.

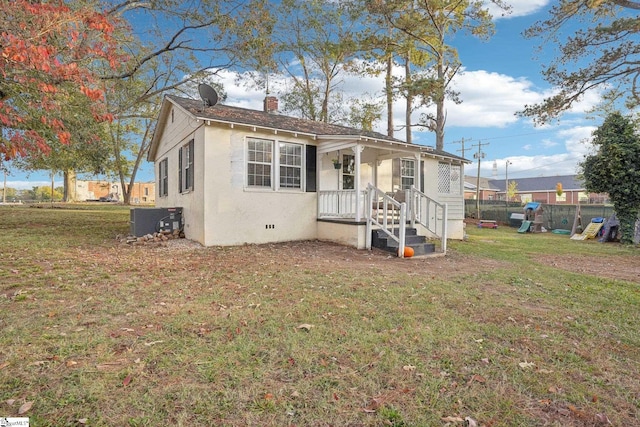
[518,202,544,233]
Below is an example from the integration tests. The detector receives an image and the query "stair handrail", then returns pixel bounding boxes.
[409,186,448,254]
[365,184,407,257]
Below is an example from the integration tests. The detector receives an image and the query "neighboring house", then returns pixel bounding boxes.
[147,95,468,250]
[464,176,499,201]
[75,180,155,204]
[487,175,608,204]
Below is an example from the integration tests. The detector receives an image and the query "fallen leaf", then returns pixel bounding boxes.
[402,365,416,372]
[264,393,274,400]
[77,418,88,424]
[0,362,9,370]
[144,340,164,346]
[518,361,535,369]
[595,413,611,424]
[473,339,484,343]
[66,360,78,367]
[122,375,132,386]
[592,395,598,403]
[297,324,314,331]
[6,399,16,406]
[362,407,376,413]
[468,374,486,384]
[538,369,553,374]
[441,416,464,422]
[18,401,33,414]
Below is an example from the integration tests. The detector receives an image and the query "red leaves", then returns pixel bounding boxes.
[80,85,104,101]
[0,0,124,159]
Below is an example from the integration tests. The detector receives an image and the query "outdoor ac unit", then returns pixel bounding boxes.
[130,207,183,237]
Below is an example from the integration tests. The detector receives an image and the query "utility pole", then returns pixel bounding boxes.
[472,141,489,220]
[505,160,512,207]
[452,137,470,158]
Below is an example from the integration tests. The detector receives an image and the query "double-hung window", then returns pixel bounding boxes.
[279,142,302,189]
[179,139,194,193]
[247,138,305,190]
[158,158,168,197]
[401,159,415,190]
[247,138,273,188]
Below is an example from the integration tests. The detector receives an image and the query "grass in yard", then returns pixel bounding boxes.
[0,205,638,426]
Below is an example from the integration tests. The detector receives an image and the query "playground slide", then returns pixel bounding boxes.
[518,221,532,233]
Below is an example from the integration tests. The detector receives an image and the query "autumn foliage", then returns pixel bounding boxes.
[0,0,124,159]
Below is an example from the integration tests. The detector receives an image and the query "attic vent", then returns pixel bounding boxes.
[264,96,278,114]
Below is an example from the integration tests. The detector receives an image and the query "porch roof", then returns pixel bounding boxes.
[149,95,468,164]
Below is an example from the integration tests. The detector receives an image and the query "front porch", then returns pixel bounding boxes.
[313,137,463,256]
[317,186,448,256]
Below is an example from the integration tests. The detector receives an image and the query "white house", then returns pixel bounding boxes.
[147,95,468,256]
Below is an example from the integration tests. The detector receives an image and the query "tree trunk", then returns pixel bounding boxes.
[435,55,446,151]
[386,54,394,138]
[405,54,412,144]
[63,170,77,202]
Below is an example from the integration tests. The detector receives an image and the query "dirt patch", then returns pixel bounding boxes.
[153,238,508,277]
[536,253,640,283]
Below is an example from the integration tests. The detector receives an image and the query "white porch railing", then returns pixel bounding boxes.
[365,184,407,258]
[319,186,448,257]
[318,190,366,219]
[408,186,448,254]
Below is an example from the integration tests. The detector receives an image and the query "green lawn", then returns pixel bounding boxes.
[0,205,638,426]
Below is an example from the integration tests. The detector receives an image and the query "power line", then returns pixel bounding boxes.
[447,128,563,146]
[451,137,471,158]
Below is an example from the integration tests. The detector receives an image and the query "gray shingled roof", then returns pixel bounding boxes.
[488,175,584,192]
[164,95,467,163]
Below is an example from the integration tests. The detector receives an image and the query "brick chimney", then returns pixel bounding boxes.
[263,96,278,114]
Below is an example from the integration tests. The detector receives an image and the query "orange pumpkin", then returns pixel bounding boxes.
[402,246,414,258]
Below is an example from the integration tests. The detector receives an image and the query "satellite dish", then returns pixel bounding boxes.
[198,83,219,107]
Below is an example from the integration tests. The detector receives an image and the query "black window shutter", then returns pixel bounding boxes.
[305,145,317,192]
[178,147,183,193]
[420,160,425,193]
[189,139,195,191]
[158,161,162,197]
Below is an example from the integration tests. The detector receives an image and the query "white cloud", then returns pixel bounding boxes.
[558,125,597,158]
[478,152,582,178]
[486,1,551,19]
[445,70,539,127]
[476,124,597,178]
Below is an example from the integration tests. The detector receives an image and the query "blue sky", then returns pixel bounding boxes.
[5,0,604,190]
